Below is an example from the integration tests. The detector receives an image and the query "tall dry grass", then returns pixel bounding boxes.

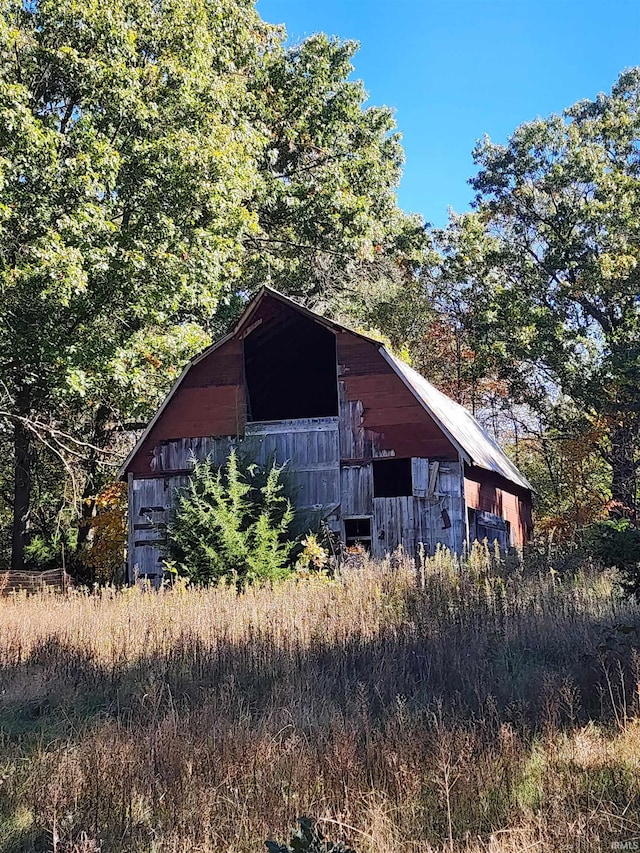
[0,546,639,852]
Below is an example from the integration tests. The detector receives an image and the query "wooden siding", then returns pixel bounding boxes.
[128,338,245,475]
[371,461,465,558]
[245,419,340,512]
[340,464,373,518]
[464,465,533,547]
[339,397,395,461]
[336,333,458,462]
[138,419,340,511]
[148,436,236,474]
[127,419,340,583]
[128,474,190,585]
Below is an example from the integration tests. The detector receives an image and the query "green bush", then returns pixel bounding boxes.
[265,817,357,853]
[586,519,640,597]
[24,528,78,572]
[165,451,295,587]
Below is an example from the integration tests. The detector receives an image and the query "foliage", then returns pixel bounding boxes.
[165,451,295,587]
[245,33,426,313]
[295,533,330,576]
[514,423,610,540]
[586,519,640,597]
[106,324,212,427]
[266,817,356,853]
[80,481,127,585]
[0,0,271,566]
[23,527,77,571]
[435,69,640,517]
[0,0,426,570]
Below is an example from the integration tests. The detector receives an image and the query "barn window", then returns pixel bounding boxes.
[344,517,372,551]
[244,311,338,421]
[468,508,512,550]
[373,458,413,497]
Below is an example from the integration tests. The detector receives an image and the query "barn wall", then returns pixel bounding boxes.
[372,461,465,558]
[336,332,459,461]
[340,459,466,559]
[128,337,246,475]
[127,419,341,584]
[464,465,532,547]
[340,464,373,517]
[128,474,190,584]
[245,419,340,513]
[134,419,340,507]
[128,305,460,477]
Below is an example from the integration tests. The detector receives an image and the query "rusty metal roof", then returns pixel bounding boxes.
[380,350,532,490]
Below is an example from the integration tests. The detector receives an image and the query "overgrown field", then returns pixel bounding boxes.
[1,549,640,852]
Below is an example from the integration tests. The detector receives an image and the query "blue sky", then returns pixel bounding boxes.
[256,0,640,227]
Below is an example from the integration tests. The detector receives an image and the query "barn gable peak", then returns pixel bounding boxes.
[119,286,531,492]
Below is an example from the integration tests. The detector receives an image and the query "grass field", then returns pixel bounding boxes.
[1,546,639,852]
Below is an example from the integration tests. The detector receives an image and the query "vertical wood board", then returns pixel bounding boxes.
[340,464,373,518]
[128,475,189,586]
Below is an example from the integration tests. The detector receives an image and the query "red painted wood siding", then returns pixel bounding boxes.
[128,338,245,475]
[337,332,459,461]
[464,465,533,546]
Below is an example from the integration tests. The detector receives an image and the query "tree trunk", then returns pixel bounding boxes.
[609,422,638,520]
[76,405,111,553]
[11,391,33,570]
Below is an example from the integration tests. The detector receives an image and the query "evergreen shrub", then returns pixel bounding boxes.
[165,451,295,587]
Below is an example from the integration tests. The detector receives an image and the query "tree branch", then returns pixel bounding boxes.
[59,100,77,134]
[0,411,120,462]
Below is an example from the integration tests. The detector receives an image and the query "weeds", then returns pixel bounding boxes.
[0,551,639,851]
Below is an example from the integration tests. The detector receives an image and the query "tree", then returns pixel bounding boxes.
[0,0,269,568]
[244,33,426,316]
[441,69,640,519]
[165,451,295,586]
[586,519,640,598]
[513,422,610,540]
[0,2,426,571]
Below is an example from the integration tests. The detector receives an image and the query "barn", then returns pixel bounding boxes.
[119,286,533,584]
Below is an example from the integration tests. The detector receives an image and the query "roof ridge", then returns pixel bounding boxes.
[119,286,532,491]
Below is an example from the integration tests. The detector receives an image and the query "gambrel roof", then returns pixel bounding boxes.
[382,352,531,489]
[120,286,532,491]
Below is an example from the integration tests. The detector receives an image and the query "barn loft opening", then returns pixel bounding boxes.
[373,458,413,497]
[244,310,338,422]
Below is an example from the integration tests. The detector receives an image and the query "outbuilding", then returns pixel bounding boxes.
[120,287,532,583]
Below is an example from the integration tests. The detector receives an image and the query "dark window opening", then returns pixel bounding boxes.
[344,517,372,552]
[373,458,412,497]
[468,508,511,550]
[244,312,338,421]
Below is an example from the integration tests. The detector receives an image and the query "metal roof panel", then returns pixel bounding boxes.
[383,351,533,490]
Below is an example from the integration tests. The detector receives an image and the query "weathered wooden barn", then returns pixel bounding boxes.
[120,287,532,583]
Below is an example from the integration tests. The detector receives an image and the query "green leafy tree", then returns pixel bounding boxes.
[0,0,270,567]
[165,451,294,586]
[586,519,640,597]
[438,69,640,518]
[245,33,426,314]
[0,1,426,571]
